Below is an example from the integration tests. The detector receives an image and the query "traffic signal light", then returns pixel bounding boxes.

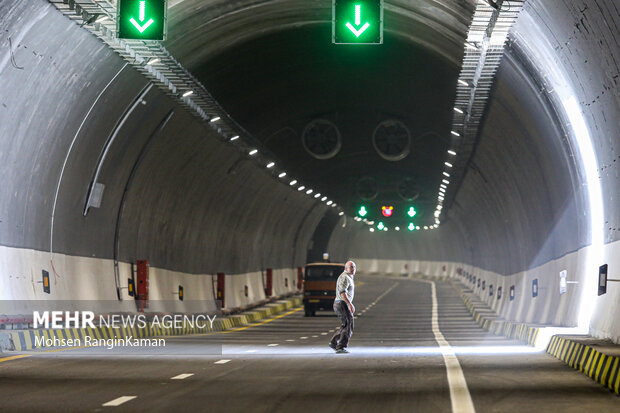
[381,206,393,217]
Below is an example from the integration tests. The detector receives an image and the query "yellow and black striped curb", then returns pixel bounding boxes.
[0,297,302,351]
[457,288,620,396]
[547,336,620,395]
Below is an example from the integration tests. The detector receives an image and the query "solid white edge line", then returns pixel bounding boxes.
[423,280,476,413]
[214,359,231,364]
[102,396,137,407]
[171,373,194,380]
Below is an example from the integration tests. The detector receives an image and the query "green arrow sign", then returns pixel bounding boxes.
[333,0,383,45]
[118,0,167,40]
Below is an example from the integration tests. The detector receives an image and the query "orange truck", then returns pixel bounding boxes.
[303,263,345,317]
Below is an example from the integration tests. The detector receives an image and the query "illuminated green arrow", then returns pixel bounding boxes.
[129,1,154,33]
[345,5,370,37]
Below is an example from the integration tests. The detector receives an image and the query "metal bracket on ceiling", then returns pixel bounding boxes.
[47,0,293,196]
[434,0,524,226]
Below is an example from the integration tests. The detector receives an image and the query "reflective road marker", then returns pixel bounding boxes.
[102,396,137,407]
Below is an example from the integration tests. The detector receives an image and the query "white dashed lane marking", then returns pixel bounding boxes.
[214,359,231,364]
[102,396,137,407]
[171,373,194,380]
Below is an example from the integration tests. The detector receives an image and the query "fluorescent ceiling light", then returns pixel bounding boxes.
[445,162,453,167]
[453,107,463,114]
[443,172,450,177]
[249,149,258,155]
[338,211,344,216]
[442,179,450,184]
[306,189,313,194]
[230,135,239,141]
[182,91,193,97]
[210,116,221,123]
[458,79,469,87]
[298,186,305,191]
[95,15,110,23]
[146,58,160,66]
[266,162,275,168]
[370,228,375,232]
[451,131,460,137]
[321,196,327,201]
[278,172,286,178]
[327,201,333,205]
[447,150,457,156]
[289,180,297,186]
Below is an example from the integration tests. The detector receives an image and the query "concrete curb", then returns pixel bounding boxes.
[454,282,620,395]
[0,297,302,351]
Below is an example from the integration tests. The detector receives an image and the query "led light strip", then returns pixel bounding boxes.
[435,0,524,228]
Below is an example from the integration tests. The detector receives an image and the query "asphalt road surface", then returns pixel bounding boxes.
[0,276,617,412]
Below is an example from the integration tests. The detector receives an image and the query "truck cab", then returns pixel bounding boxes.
[303,263,344,317]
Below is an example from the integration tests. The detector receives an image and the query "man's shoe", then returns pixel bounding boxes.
[335,348,349,354]
[329,342,337,350]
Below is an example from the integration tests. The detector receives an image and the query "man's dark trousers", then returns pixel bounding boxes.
[330,301,354,350]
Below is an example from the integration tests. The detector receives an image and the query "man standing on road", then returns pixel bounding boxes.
[329,260,356,354]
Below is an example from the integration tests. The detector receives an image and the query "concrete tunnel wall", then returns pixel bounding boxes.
[0,0,618,342]
[0,0,328,310]
[327,0,620,342]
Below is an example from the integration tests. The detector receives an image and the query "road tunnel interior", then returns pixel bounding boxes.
[0,0,618,341]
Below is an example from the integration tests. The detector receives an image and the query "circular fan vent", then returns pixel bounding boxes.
[372,120,411,161]
[397,177,420,201]
[302,119,342,160]
[356,176,378,200]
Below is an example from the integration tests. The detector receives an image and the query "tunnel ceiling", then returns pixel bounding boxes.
[164,0,475,225]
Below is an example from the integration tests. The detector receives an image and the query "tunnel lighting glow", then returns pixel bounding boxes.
[383,227,388,231]
[298,186,305,191]
[438,196,444,201]
[445,162,453,168]
[339,211,344,216]
[562,96,604,331]
[230,135,239,141]
[377,222,385,230]
[306,189,313,194]
[458,79,469,87]
[434,211,440,217]
[182,90,193,97]
[326,201,333,205]
[314,193,321,199]
[450,130,460,137]
[439,187,445,193]
[369,228,375,232]
[249,149,258,155]
[321,196,327,201]
[437,205,443,210]
[332,203,337,207]
[278,172,286,178]
[442,179,450,185]
[443,172,450,177]
[95,15,110,23]
[266,162,275,168]
[424,226,428,230]
[146,57,160,65]
[447,150,457,156]
[209,116,221,123]
[440,184,446,189]
[289,180,297,186]
[408,223,415,231]
[395,226,400,231]
[453,107,463,114]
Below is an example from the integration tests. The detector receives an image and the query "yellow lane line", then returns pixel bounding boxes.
[0,354,31,363]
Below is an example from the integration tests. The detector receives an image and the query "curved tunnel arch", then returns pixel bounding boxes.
[0,0,618,341]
